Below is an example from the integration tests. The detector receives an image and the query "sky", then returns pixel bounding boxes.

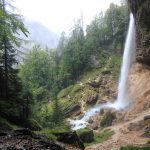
[14,0,121,35]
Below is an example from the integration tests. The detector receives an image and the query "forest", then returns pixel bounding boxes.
[1,0,149,149]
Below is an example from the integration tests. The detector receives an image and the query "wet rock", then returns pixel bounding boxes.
[87,118,94,124]
[86,93,98,105]
[64,104,81,117]
[54,131,84,149]
[78,129,94,143]
[96,99,107,105]
[91,123,99,130]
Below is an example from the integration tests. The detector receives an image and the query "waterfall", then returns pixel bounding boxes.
[69,13,136,130]
[116,13,135,108]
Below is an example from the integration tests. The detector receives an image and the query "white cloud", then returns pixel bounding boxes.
[14,0,121,34]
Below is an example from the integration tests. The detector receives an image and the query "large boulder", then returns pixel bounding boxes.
[64,104,81,117]
[54,131,84,149]
[77,128,94,143]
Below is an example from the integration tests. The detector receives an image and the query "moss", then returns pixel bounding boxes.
[57,85,74,99]
[35,124,70,140]
[70,84,83,97]
[120,146,150,150]
[76,128,91,135]
[85,129,114,146]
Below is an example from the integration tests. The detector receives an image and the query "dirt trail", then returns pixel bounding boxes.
[85,109,150,150]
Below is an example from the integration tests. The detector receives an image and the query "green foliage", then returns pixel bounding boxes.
[120,146,150,150]
[35,124,70,140]
[76,128,91,135]
[57,85,74,99]
[85,129,114,146]
[100,110,116,127]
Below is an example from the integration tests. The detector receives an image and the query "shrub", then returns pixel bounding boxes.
[100,110,116,127]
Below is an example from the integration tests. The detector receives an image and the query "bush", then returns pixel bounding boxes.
[100,110,116,127]
[77,128,94,143]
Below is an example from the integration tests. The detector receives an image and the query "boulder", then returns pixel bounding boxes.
[78,129,94,143]
[13,128,32,136]
[64,104,81,117]
[91,123,99,130]
[128,121,145,131]
[54,131,84,149]
[87,81,100,88]
[86,93,98,105]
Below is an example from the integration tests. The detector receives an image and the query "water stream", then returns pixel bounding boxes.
[69,14,136,130]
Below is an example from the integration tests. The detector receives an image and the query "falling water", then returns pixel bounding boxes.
[116,13,136,108]
[69,13,136,130]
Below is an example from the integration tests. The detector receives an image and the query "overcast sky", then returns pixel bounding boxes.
[14,0,121,34]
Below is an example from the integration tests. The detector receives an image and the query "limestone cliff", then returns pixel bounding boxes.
[128,0,150,65]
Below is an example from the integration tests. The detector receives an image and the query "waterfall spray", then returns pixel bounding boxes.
[116,13,136,108]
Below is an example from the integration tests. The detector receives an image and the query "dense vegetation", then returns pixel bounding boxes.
[0,0,129,128]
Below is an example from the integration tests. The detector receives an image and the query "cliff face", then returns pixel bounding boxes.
[128,0,150,65]
[126,0,150,113]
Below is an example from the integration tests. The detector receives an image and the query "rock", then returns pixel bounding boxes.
[78,129,94,143]
[86,93,98,105]
[101,70,111,75]
[100,110,116,127]
[0,132,7,136]
[144,115,150,121]
[128,121,145,131]
[129,0,150,65]
[64,104,81,117]
[13,128,32,136]
[54,131,84,149]
[143,115,150,138]
[87,118,94,124]
[87,81,100,88]
[96,100,107,105]
[91,123,99,130]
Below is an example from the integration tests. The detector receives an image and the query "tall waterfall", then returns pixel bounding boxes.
[69,14,136,130]
[116,13,136,108]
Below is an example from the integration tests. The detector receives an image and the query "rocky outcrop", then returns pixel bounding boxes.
[79,130,94,143]
[64,104,81,117]
[128,0,150,65]
[0,128,65,150]
[54,131,85,149]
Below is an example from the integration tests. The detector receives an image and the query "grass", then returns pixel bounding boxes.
[76,128,92,136]
[35,124,70,140]
[120,146,150,150]
[85,129,114,146]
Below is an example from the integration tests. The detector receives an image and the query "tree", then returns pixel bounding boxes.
[0,0,28,99]
[0,0,28,122]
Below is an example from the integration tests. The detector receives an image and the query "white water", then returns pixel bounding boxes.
[70,14,136,130]
[117,13,136,108]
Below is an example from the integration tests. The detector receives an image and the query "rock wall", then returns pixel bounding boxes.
[128,0,150,65]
